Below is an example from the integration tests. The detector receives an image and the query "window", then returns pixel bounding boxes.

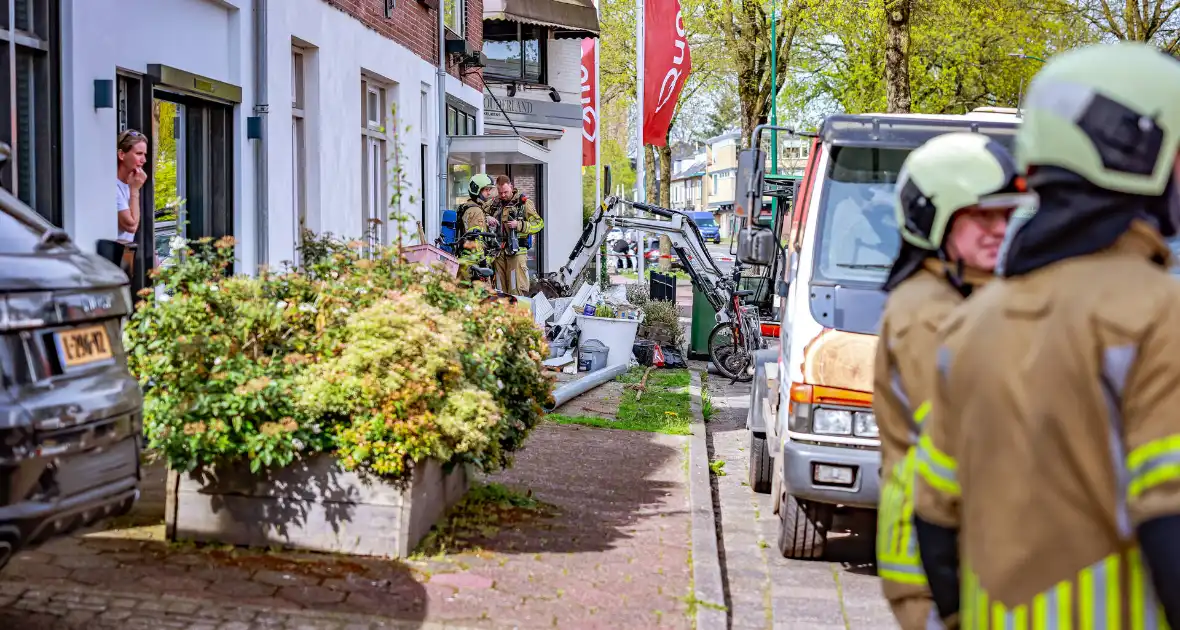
[482,21,545,83]
[711,173,719,190]
[384,0,396,18]
[292,48,307,253]
[444,0,465,37]
[361,77,387,250]
[0,0,61,225]
[445,102,476,135]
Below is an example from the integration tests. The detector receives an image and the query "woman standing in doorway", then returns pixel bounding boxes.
[116,129,148,243]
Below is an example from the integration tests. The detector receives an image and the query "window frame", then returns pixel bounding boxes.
[481,21,548,84]
[444,0,465,38]
[0,0,61,226]
[360,76,387,251]
[292,47,307,255]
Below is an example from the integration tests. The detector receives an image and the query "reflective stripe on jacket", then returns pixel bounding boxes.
[874,259,991,615]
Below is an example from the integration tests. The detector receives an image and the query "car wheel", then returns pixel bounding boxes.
[748,431,772,494]
[777,495,832,559]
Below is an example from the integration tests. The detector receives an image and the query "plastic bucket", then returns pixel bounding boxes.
[578,339,610,372]
[575,313,643,367]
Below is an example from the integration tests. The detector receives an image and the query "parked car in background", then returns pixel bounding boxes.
[0,180,142,570]
[688,211,721,243]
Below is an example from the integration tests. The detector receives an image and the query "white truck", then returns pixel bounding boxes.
[734,108,1023,559]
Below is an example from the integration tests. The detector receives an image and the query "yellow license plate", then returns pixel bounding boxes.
[56,325,113,368]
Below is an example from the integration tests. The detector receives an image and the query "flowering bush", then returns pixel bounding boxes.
[126,234,553,481]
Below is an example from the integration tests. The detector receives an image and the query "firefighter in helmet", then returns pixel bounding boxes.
[914,42,1180,628]
[874,132,1030,629]
[457,173,496,258]
[486,174,544,296]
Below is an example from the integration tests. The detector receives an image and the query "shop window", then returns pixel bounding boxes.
[483,21,545,83]
[444,0,465,37]
[446,103,477,136]
[361,77,387,250]
[292,47,307,254]
[0,0,61,225]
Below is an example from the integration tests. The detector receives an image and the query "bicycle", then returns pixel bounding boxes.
[707,259,765,383]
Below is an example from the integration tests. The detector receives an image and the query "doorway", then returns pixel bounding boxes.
[118,68,237,295]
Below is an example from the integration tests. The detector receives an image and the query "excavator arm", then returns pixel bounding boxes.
[538,198,732,316]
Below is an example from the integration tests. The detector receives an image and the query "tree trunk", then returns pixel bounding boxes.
[884,0,913,113]
[658,143,673,272]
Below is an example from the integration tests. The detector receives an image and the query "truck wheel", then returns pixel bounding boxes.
[748,432,772,493]
[777,495,833,559]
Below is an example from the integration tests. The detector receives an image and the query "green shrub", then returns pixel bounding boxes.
[126,233,553,481]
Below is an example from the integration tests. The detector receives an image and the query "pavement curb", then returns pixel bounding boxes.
[688,369,728,629]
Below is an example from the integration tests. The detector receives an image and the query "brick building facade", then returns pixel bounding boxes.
[323,0,483,90]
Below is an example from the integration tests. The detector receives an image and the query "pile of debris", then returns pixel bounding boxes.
[526,282,686,377]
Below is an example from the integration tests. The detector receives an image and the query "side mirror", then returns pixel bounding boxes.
[737,227,775,266]
[735,148,769,229]
[603,165,612,196]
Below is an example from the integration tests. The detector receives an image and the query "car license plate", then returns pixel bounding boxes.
[55,324,113,369]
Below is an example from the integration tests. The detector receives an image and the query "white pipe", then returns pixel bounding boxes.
[436,3,449,242]
[634,0,645,282]
[253,0,269,269]
[546,363,630,411]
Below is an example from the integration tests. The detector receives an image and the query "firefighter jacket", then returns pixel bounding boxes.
[874,259,992,622]
[457,197,491,258]
[913,221,1178,628]
[488,192,544,255]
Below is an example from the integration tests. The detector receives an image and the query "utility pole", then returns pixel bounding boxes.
[769,2,778,222]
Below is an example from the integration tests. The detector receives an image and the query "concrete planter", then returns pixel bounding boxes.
[164,454,469,558]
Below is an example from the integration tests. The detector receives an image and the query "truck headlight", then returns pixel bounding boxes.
[854,411,878,438]
[813,409,852,435]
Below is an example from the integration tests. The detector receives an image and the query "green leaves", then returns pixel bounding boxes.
[126,233,553,483]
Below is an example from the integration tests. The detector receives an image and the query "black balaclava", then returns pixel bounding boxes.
[1002,166,1176,277]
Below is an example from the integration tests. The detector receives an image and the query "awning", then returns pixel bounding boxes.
[484,0,599,37]
[447,135,550,165]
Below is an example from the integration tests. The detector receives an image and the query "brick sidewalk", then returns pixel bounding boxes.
[1,423,692,629]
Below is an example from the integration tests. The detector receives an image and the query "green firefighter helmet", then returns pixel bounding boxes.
[468,173,494,198]
[895,132,1031,251]
[1016,42,1180,196]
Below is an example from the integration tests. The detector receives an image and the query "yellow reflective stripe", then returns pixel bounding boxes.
[876,452,927,587]
[914,400,931,425]
[1131,547,1145,630]
[1128,434,1180,499]
[917,433,960,496]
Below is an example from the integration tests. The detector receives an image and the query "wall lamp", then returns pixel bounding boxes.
[94,79,114,110]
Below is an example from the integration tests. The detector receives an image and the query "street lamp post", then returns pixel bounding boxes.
[1008,52,1046,111]
[768,3,778,226]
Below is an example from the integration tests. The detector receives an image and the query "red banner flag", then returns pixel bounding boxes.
[581,38,598,166]
[643,0,691,147]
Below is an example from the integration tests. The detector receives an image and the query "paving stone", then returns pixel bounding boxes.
[278,585,346,606]
[256,570,323,588]
[207,579,278,599]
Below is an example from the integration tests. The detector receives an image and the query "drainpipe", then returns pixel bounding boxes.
[253,0,269,268]
[436,1,448,241]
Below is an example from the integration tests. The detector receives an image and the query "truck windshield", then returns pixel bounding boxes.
[694,217,717,227]
[812,128,1017,286]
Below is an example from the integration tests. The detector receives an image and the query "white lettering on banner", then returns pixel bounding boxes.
[654,11,687,114]
[581,64,598,142]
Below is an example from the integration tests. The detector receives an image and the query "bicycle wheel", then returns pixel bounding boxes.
[708,322,753,382]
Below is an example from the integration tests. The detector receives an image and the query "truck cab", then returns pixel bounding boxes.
[734,110,1021,559]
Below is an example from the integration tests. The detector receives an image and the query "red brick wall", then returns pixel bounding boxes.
[322,0,484,90]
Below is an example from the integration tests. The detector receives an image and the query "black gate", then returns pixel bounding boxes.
[650,271,677,302]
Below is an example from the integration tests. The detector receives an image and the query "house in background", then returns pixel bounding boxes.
[670,150,706,212]
[10,0,484,295]
[705,131,740,238]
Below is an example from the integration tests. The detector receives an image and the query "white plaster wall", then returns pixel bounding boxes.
[267,0,483,264]
[60,0,482,271]
[537,38,584,273]
[61,0,252,263]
